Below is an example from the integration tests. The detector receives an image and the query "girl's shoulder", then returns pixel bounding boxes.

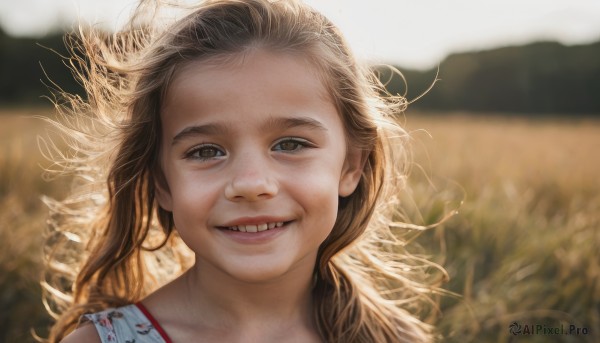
[63,303,170,343]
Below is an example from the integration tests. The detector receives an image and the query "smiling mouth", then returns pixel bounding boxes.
[220,221,292,232]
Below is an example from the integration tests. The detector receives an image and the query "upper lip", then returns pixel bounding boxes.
[220,216,291,227]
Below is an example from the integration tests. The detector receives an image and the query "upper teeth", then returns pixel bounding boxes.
[228,222,284,232]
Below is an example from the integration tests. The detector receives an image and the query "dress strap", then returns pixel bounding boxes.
[135,302,174,343]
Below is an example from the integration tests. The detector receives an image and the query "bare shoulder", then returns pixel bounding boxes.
[60,323,102,343]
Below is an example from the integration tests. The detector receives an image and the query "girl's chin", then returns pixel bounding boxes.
[221,261,298,284]
[209,252,315,285]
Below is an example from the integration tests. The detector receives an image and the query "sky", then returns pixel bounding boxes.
[1,0,600,70]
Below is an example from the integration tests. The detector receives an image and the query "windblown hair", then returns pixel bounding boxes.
[43,0,444,341]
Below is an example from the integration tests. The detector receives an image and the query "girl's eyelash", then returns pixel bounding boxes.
[272,137,314,152]
[184,144,226,160]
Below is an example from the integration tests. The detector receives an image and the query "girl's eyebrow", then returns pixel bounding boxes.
[264,116,328,133]
[172,123,230,145]
[171,116,328,146]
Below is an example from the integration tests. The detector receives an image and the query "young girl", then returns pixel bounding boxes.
[43,0,442,342]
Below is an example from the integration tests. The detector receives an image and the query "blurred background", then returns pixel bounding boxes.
[1,0,599,342]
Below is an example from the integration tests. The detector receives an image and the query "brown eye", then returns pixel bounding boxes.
[199,147,218,157]
[278,141,299,151]
[273,138,311,152]
[187,144,225,160]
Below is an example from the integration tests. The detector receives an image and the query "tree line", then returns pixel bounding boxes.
[383,41,600,115]
[1,28,599,115]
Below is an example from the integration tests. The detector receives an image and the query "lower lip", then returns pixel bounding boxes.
[216,222,290,244]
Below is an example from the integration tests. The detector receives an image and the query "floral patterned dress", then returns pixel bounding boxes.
[82,303,173,343]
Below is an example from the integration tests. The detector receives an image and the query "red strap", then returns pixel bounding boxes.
[135,302,174,343]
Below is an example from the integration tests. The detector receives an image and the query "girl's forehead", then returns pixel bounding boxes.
[159,49,341,133]
[163,48,333,108]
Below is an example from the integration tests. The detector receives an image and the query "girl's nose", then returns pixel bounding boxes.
[224,155,278,202]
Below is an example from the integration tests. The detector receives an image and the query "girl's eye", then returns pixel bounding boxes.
[186,144,225,160]
[273,138,311,152]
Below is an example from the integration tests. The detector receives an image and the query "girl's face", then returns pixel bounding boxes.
[156,49,363,283]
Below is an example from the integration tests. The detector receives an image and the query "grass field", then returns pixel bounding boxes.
[405,112,600,342]
[1,108,598,342]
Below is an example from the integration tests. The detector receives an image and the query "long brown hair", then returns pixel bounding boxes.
[43,0,444,341]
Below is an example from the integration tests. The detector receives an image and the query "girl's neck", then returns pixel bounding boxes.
[183,258,316,325]
[145,255,321,342]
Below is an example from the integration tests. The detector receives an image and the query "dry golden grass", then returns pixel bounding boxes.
[404,112,600,343]
[0,108,62,341]
[406,112,600,193]
[0,108,598,342]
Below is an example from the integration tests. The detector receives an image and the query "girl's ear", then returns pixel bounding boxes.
[339,145,366,197]
[154,171,173,211]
